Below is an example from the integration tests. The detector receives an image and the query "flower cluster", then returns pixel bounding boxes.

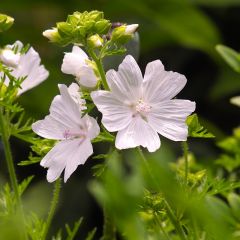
[0,11,194,182]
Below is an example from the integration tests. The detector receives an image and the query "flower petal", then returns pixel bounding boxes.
[81,114,100,140]
[61,46,87,75]
[143,60,187,103]
[41,140,77,182]
[40,138,92,183]
[77,65,98,88]
[32,84,82,139]
[12,47,49,95]
[91,90,132,132]
[64,138,93,182]
[106,55,142,102]
[115,116,160,152]
[148,99,196,141]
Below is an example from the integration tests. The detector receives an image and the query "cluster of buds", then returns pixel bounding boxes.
[43,11,111,46]
[43,10,139,49]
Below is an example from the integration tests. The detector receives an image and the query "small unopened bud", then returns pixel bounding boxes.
[230,96,240,107]
[43,28,60,42]
[125,24,139,35]
[111,23,139,44]
[0,49,20,68]
[0,14,14,32]
[87,34,103,48]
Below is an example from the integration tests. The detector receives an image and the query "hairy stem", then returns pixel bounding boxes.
[87,48,110,91]
[0,107,28,240]
[101,206,116,240]
[182,141,189,185]
[42,178,61,240]
[154,212,171,240]
[164,200,187,240]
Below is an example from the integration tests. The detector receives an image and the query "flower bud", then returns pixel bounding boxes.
[125,24,139,35]
[0,48,20,67]
[87,34,103,48]
[111,24,139,44]
[0,14,14,32]
[42,28,61,42]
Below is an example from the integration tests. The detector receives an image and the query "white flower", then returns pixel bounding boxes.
[61,46,98,88]
[91,55,195,152]
[32,83,100,182]
[0,41,49,95]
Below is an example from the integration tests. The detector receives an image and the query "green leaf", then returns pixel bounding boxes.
[92,129,115,143]
[215,154,240,172]
[66,218,83,240]
[187,114,215,138]
[85,228,96,240]
[216,44,240,73]
[18,176,34,196]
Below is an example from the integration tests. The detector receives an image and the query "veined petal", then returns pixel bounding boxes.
[10,47,48,95]
[143,60,187,103]
[41,140,76,182]
[148,99,196,141]
[40,139,91,183]
[81,114,100,140]
[77,65,98,88]
[91,90,132,132]
[32,84,83,140]
[115,116,160,152]
[68,83,86,111]
[72,45,88,59]
[106,55,142,102]
[64,138,93,182]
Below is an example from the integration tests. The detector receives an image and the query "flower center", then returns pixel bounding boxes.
[135,99,151,114]
[63,129,86,140]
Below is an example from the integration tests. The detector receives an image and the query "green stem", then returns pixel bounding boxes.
[87,48,110,91]
[136,147,187,240]
[182,141,189,185]
[101,206,116,240]
[0,107,28,240]
[164,200,187,240]
[154,212,171,240]
[42,178,61,240]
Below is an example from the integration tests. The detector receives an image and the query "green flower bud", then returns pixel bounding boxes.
[87,34,103,48]
[0,14,14,32]
[94,20,111,34]
[57,22,73,37]
[111,24,139,44]
[43,28,61,42]
[88,11,104,21]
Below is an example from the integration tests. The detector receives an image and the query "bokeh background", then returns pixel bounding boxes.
[1,0,240,238]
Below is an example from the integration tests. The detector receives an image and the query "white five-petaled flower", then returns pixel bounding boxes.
[91,55,196,152]
[0,41,49,95]
[32,83,100,183]
[61,46,98,88]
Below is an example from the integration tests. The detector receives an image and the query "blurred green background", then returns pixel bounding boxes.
[1,0,240,238]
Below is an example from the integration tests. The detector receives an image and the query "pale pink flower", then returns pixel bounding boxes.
[91,55,195,152]
[61,46,98,88]
[0,41,49,95]
[32,83,100,182]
